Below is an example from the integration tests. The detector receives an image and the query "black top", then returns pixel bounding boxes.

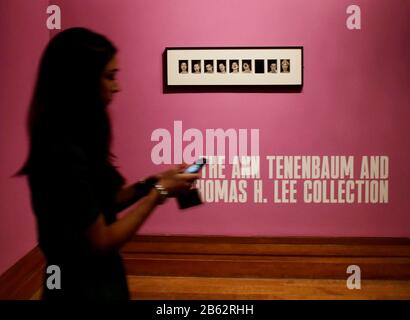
[27,141,129,300]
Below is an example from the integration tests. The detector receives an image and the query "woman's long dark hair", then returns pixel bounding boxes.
[15,28,118,176]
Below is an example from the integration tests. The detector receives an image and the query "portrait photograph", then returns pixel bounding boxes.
[242,59,252,73]
[217,60,227,73]
[179,60,188,74]
[204,60,214,73]
[268,59,278,73]
[280,59,290,73]
[191,60,201,74]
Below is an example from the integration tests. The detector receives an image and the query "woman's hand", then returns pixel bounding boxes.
[155,163,187,179]
[156,164,200,197]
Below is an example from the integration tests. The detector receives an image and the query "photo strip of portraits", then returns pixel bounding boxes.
[178,58,291,74]
[166,48,303,86]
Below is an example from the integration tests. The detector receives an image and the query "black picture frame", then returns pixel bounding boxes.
[165,47,304,88]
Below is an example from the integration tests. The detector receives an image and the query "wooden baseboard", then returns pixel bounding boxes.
[0,247,45,300]
[1,235,410,299]
[121,236,410,280]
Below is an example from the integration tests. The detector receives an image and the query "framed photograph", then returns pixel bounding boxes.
[165,47,303,87]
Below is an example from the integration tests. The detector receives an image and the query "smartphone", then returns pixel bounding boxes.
[177,158,206,210]
[184,158,207,173]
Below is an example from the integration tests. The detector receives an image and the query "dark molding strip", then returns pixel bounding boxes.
[123,235,410,257]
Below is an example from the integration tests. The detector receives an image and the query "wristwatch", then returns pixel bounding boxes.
[134,176,159,197]
[153,183,168,204]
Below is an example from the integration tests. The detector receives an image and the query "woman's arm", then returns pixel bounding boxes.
[86,170,199,254]
[87,187,162,253]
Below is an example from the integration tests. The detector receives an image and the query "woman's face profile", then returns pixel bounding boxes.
[101,55,121,105]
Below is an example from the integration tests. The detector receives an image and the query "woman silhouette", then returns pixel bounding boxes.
[15,28,198,300]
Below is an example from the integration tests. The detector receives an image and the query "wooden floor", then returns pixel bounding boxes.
[128,276,410,300]
[29,276,410,300]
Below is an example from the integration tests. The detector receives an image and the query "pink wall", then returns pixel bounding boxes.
[0,0,49,274]
[50,0,409,237]
[1,0,410,274]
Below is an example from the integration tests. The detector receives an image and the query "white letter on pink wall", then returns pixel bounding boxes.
[46,5,61,30]
[151,128,172,164]
[183,128,203,164]
[346,5,361,30]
